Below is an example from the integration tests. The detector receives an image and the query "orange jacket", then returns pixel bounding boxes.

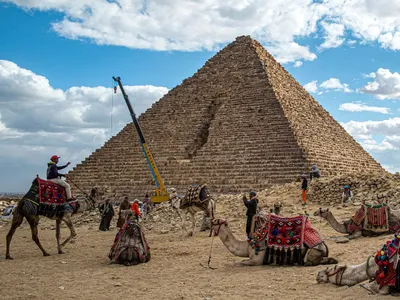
[131,202,140,216]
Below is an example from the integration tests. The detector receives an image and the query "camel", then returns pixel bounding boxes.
[316,254,398,295]
[109,220,151,266]
[168,187,216,236]
[314,207,400,240]
[316,255,378,286]
[6,177,96,259]
[210,218,338,266]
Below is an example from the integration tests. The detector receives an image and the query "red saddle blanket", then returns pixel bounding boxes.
[375,232,400,289]
[250,212,324,250]
[267,214,305,250]
[37,178,67,204]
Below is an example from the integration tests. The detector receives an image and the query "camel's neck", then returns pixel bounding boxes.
[216,226,250,258]
[332,257,378,286]
[325,212,348,234]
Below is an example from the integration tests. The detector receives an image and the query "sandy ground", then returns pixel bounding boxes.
[0,201,395,300]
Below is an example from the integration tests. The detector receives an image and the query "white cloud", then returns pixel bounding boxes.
[319,21,345,49]
[303,80,318,93]
[0,59,168,191]
[342,117,400,139]
[339,102,390,114]
[3,0,400,64]
[293,61,303,68]
[320,78,353,93]
[360,68,400,99]
[342,118,400,173]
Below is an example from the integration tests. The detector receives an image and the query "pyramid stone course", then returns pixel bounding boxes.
[68,35,385,198]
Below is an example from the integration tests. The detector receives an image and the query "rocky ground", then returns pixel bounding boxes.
[1,175,399,299]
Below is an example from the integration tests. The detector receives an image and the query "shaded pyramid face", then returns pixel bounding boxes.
[69,36,384,197]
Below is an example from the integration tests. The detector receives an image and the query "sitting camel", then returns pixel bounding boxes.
[314,207,400,240]
[109,216,151,266]
[168,186,216,236]
[316,231,400,295]
[211,217,338,266]
[6,177,96,259]
[316,256,378,287]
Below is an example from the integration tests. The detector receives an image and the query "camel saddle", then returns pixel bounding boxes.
[179,184,212,210]
[21,177,69,218]
[249,212,323,251]
[37,177,67,204]
[375,232,400,289]
[349,204,389,233]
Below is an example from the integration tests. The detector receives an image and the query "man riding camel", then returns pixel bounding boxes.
[46,155,74,201]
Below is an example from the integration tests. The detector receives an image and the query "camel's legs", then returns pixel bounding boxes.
[56,219,64,254]
[189,212,196,236]
[347,231,362,240]
[60,216,77,247]
[5,211,24,260]
[180,211,189,235]
[27,215,50,257]
[360,282,390,295]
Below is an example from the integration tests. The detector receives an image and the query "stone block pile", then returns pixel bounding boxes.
[308,173,400,207]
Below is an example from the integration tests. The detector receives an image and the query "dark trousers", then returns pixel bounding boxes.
[99,215,112,231]
[246,215,254,236]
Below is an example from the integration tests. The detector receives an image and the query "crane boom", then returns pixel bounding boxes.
[112,76,169,203]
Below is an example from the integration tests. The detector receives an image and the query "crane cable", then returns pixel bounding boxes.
[110,80,115,137]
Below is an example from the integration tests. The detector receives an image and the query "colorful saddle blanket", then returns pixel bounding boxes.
[109,221,150,264]
[375,232,400,289]
[267,214,305,250]
[179,184,212,209]
[365,204,389,233]
[350,204,389,233]
[248,213,323,253]
[37,177,67,204]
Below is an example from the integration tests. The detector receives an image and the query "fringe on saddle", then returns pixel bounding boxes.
[346,204,389,234]
[179,184,213,210]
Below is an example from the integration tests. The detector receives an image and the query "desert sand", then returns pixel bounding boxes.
[0,197,394,300]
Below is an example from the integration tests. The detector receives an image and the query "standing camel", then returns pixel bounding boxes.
[6,177,96,260]
[168,187,216,236]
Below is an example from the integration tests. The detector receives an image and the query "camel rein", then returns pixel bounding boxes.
[200,219,226,270]
[327,265,347,285]
[366,255,375,282]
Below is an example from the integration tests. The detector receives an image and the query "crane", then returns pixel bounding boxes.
[112,76,170,203]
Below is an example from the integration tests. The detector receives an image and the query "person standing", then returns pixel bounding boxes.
[242,191,258,237]
[131,199,141,222]
[117,196,131,228]
[99,199,114,231]
[301,174,308,206]
[142,193,152,220]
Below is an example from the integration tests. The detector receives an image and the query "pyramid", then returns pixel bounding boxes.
[68,36,385,198]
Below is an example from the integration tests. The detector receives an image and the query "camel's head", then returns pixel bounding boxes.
[316,267,330,283]
[316,265,345,284]
[71,195,96,214]
[211,218,228,236]
[314,207,329,218]
[273,202,283,215]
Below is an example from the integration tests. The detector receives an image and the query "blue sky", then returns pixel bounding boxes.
[1,0,400,192]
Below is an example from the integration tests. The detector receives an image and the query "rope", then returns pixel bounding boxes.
[200,233,217,270]
[110,80,115,137]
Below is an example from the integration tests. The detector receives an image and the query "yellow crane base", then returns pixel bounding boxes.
[150,195,170,203]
